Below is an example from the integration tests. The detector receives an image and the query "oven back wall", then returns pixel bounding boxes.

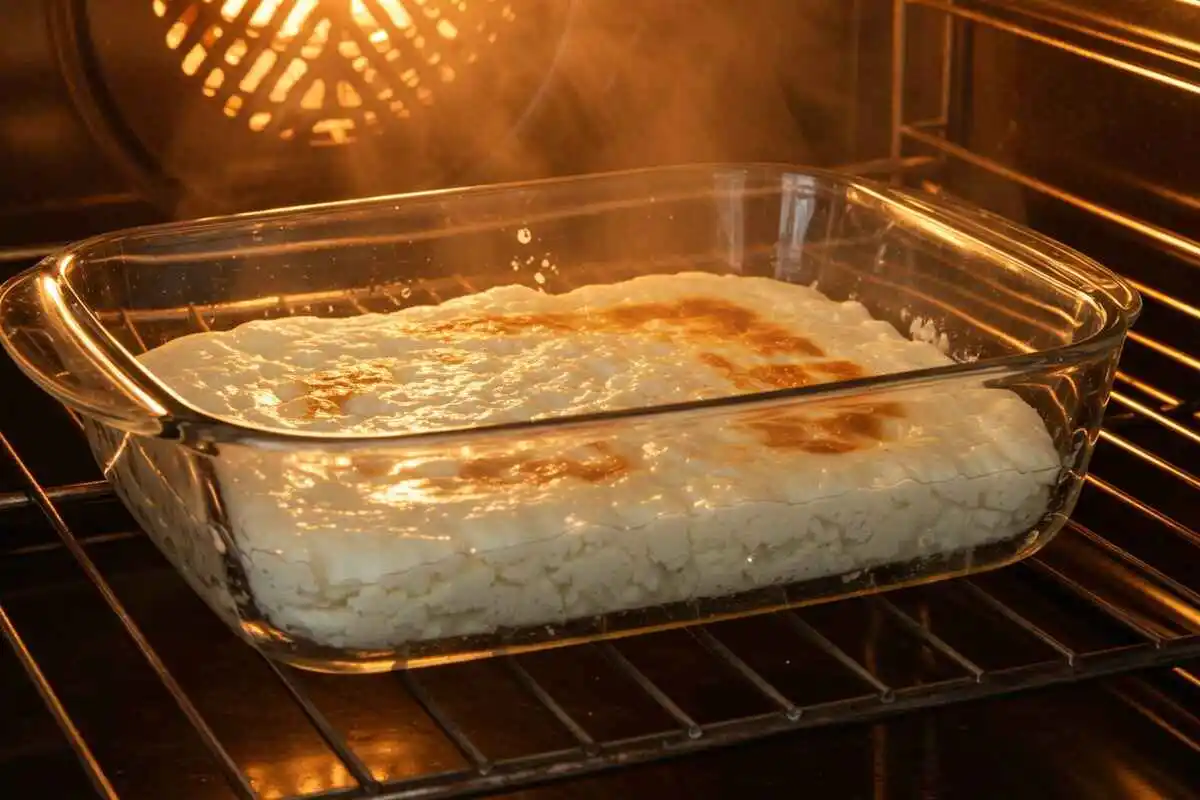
[0,0,870,250]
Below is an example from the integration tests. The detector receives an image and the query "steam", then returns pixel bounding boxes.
[474,0,850,185]
[328,0,852,203]
[163,0,852,216]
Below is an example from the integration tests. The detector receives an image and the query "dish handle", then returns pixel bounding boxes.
[0,261,169,436]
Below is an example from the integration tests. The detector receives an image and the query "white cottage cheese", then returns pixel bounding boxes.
[133,273,1062,650]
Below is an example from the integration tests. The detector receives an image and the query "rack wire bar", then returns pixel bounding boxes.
[959,579,1079,664]
[0,602,119,800]
[350,655,1199,800]
[907,0,1200,96]
[0,243,66,263]
[875,597,987,680]
[260,660,381,793]
[1067,522,1200,613]
[0,434,260,800]
[1105,676,1200,755]
[1084,475,1199,548]
[782,612,895,700]
[1006,0,1200,56]
[1109,392,1200,446]
[0,479,110,511]
[598,642,704,740]
[398,672,493,773]
[901,126,1200,266]
[1026,557,1168,646]
[689,628,800,718]
[504,658,599,753]
[980,0,1200,72]
[1097,430,1200,493]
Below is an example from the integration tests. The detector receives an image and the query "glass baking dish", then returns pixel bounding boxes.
[0,165,1138,673]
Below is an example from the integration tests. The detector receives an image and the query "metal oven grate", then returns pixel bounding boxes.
[1,1,1198,798]
[1,266,1196,799]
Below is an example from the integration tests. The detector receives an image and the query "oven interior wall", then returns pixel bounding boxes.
[0,0,886,245]
[3,1,1197,261]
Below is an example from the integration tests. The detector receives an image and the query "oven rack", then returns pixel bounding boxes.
[1,3,1197,799]
[0,244,1197,800]
[1,434,1198,800]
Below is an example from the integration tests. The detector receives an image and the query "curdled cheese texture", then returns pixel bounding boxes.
[137,272,959,435]
[132,272,1063,651]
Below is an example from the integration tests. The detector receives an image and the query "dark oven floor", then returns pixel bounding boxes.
[1,255,1198,799]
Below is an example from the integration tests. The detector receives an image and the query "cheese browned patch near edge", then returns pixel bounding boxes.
[418,296,827,358]
[352,443,633,499]
[291,295,907,486]
[301,360,394,420]
[697,353,867,392]
[747,402,906,454]
[459,442,632,487]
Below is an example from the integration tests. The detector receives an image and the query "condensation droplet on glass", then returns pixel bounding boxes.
[517,227,532,244]
[540,258,550,267]
[400,286,413,298]
[534,272,546,285]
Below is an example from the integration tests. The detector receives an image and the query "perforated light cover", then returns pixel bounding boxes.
[156,0,522,146]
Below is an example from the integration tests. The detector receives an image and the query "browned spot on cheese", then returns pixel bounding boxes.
[350,458,393,480]
[431,351,465,365]
[698,353,866,392]
[748,363,819,389]
[300,360,393,419]
[415,296,825,358]
[459,442,630,487]
[747,402,906,455]
[812,360,867,381]
[750,334,826,358]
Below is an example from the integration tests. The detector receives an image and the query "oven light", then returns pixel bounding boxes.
[156,0,510,145]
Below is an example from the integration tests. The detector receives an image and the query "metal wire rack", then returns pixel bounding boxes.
[1,0,1198,798]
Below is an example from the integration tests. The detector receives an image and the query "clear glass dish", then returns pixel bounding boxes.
[0,165,1139,673]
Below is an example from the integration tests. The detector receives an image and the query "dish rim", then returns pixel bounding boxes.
[0,162,1141,449]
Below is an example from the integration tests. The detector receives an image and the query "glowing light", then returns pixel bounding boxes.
[165,0,512,143]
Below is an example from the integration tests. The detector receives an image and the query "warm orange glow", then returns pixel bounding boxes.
[242,732,461,798]
[1110,391,1200,446]
[1098,429,1199,491]
[1113,370,1179,408]
[164,0,510,143]
[248,111,273,131]
[1175,667,1200,689]
[166,20,188,48]
[221,0,413,43]
[1127,330,1200,372]
[181,43,206,74]
[240,49,277,92]
[300,79,325,109]
[278,0,318,38]
[202,67,225,96]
